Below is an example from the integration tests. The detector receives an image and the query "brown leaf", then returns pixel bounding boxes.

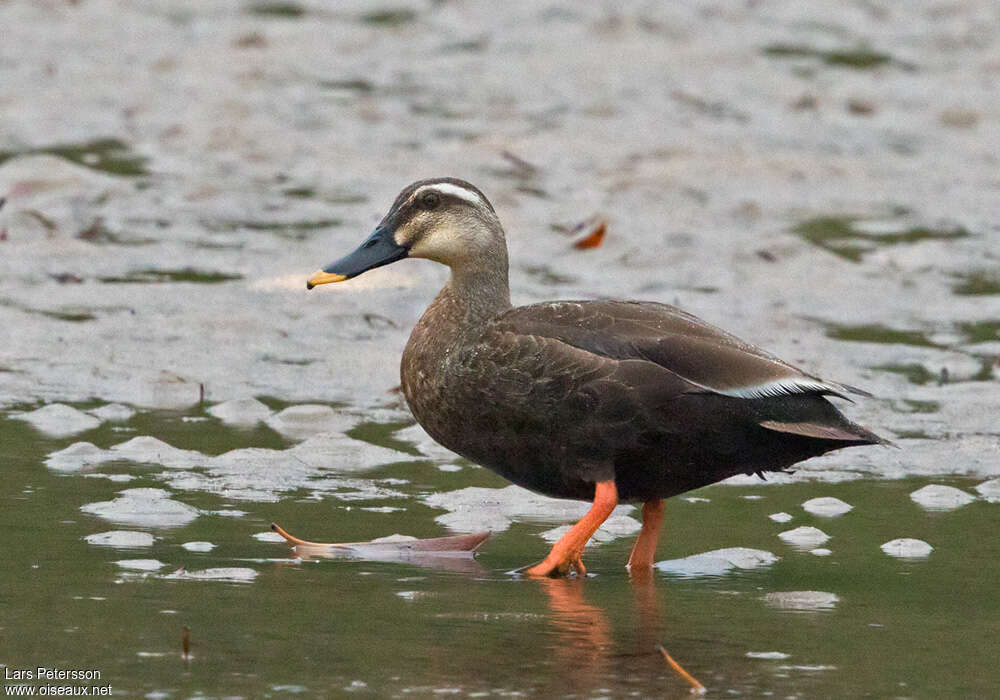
[573,222,606,249]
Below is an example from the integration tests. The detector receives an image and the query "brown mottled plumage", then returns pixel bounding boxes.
[308,177,885,576]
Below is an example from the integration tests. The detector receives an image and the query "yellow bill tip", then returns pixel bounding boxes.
[306,270,348,289]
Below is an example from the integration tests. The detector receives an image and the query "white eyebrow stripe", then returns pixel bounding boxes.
[413,183,484,207]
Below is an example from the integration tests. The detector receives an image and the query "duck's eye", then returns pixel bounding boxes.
[419,192,440,210]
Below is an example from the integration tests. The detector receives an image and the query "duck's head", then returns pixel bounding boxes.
[307,178,502,289]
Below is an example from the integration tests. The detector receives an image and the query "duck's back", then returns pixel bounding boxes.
[402,298,882,503]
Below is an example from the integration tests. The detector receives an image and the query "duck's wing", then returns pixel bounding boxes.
[491,300,869,401]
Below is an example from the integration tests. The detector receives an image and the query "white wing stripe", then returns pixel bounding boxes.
[717,379,842,400]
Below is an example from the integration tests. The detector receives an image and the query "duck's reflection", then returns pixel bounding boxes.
[627,566,665,653]
[535,577,614,693]
[534,570,669,694]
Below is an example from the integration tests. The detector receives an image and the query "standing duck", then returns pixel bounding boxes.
[307,178,885,577]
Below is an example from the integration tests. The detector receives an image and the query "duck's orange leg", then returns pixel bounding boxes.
[626,499,664,571]
[525,480,618,577]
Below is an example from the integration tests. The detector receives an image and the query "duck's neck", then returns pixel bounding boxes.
[441,248,513,329]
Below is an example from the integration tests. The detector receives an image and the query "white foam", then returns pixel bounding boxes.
[85,531,155,548]
[253,531,286,543]
[208,398,273,426]
[802,497,853,517]
[539,515,641,545]
[160,567,258,583]
[83,473,136,483]
[182,541,216,552]
[132,371,203,410]
[769,512,793,523]
[48,431,419,502]
[395,423,460,461]
[778,526,830,548]
[655,548,779,577]
[723,470,863,486]
[909,484,975,510]
[424,485,635,534]
[881,538,933,558]
[975,478,1000,503]
[88,403,136,422]
[46,442,106,472]
[265,404,356,439]
[116,559,166,571]
[80,488,200,528]
[13,404,101,437]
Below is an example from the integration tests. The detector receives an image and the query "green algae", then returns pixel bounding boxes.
[260,355,315,366]
[247,2,305,17]
[0,138,148,177]
[763,44,893,69]
[39,309,97,323]
[971,358,996,382]
[361,8,417,26]
[872,364,937,385]
[953,272,1000,296]
[792,216,970,262]
[281,187,316,199]
[319,79,375,93]
[209,218,342,240]
[957,320,1000,345]
[895,429,933,440]
[348,420,421,456]
[825,323,939,348]
[523,264,577,286]
[901,399,941,413]
[76,220,156,246]
[99,268,243,284]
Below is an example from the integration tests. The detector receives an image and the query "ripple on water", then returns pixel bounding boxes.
[764,591,840,611]
[159,567,258,583]
[746,651,790,660]
[115,559,166,571]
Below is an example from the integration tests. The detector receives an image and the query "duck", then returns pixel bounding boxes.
[307,177,885,577]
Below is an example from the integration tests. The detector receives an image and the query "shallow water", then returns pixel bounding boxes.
[3,408,1000,698]
[1,0,998,697]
